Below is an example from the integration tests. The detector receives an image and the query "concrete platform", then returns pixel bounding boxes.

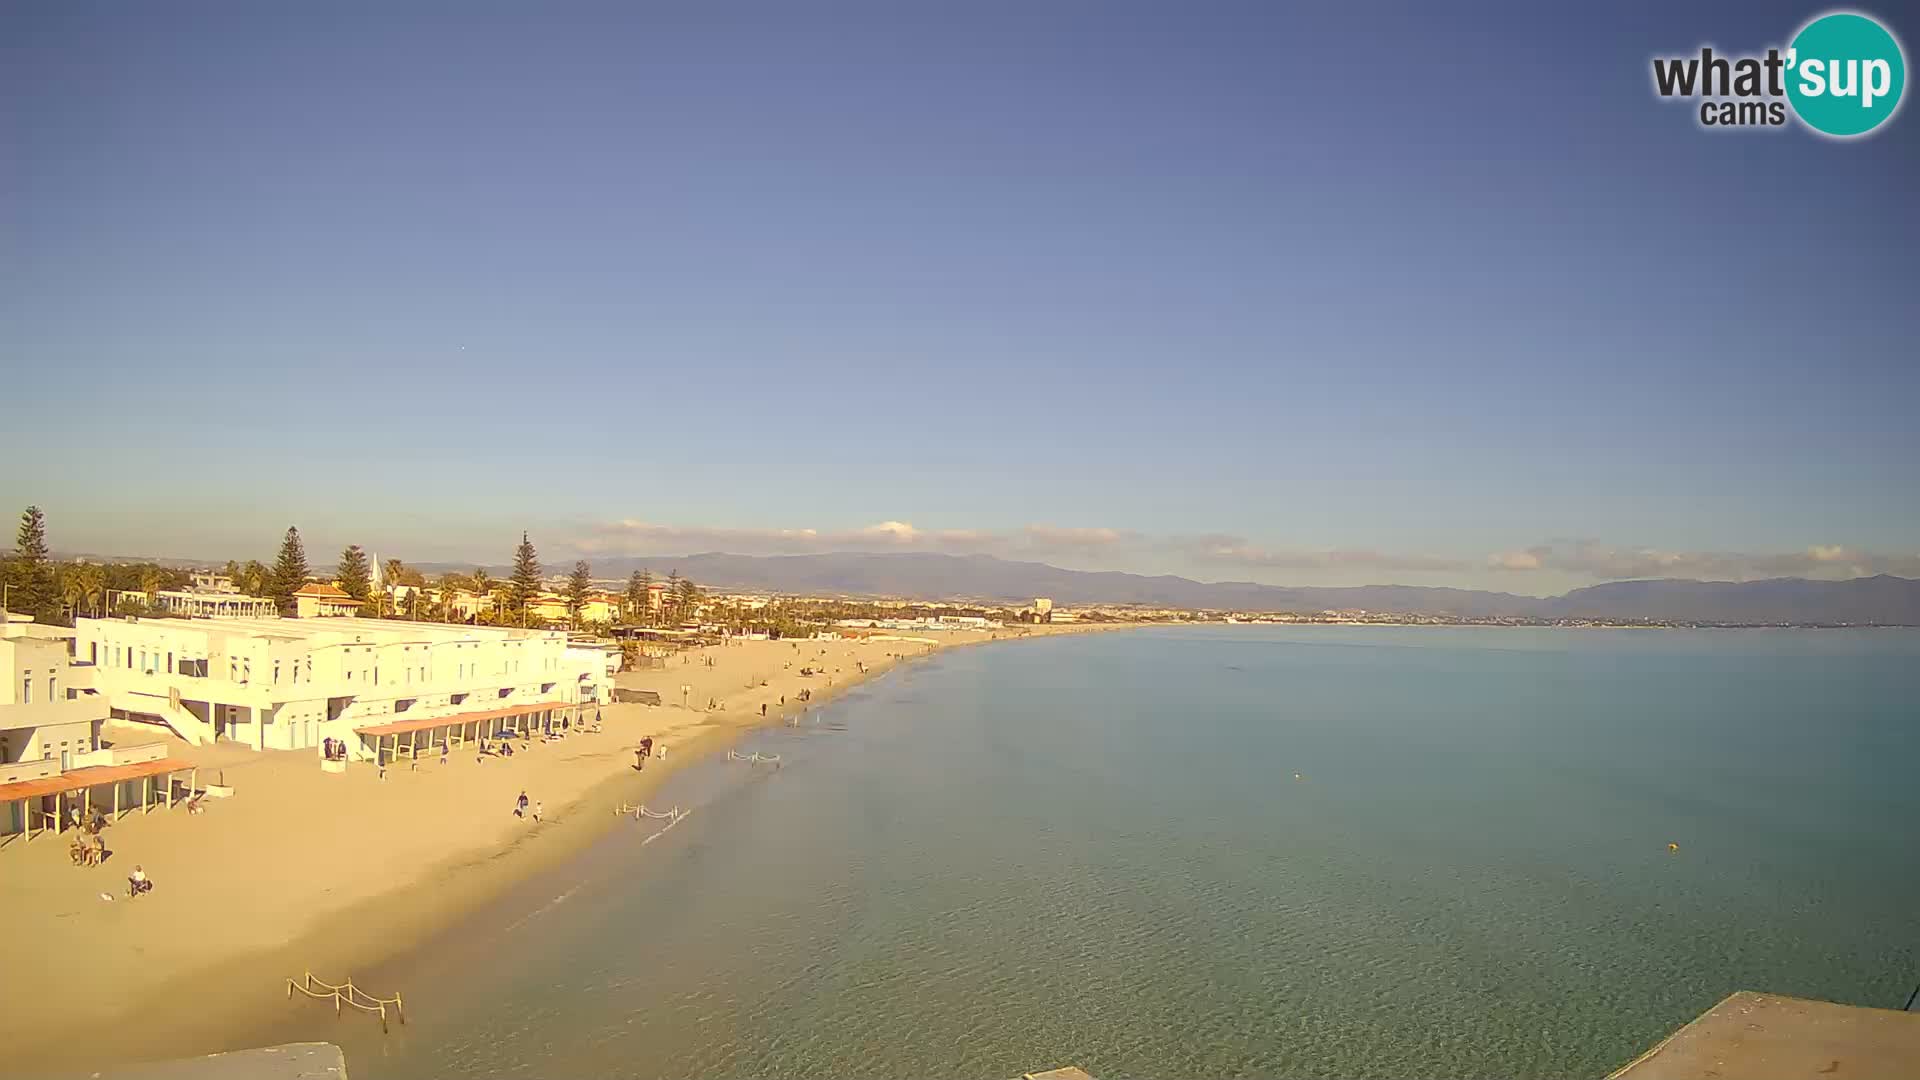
[1610,992,1920,1079]
[78,1042,347,1080]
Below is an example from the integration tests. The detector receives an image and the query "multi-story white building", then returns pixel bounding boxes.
[1,616,104,778]
[3,614,197,842]
[73,615,613,757]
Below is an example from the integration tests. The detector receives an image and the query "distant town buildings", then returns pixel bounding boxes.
[155,589,278,619]
[293,582,363,618]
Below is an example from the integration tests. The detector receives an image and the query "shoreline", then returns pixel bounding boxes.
[3,623,1133,1075]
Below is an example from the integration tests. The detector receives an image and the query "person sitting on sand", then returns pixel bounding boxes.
[128,865,152,898]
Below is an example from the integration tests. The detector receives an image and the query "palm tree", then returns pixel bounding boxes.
[59,566,89,622]
[241,560,269,596]
[383,558,405,586]
[139,566,164,601]
[406,587,426,621]
[83,564,105,617]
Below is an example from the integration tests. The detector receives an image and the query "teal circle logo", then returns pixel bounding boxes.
[1786,12,1906,137]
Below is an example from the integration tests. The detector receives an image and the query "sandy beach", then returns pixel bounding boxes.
[0,624,1118,1074]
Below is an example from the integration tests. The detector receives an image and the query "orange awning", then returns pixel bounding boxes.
[0,758,194,803]
[353,701,572,739]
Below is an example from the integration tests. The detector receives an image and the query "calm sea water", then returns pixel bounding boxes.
[275,627,1920,1079]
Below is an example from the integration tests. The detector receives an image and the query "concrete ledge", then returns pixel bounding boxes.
[76,1042,347,1080]
[1610,991,1920,1079]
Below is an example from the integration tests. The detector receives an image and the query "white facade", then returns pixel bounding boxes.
[0,618,107,781]
[72,615,612,753]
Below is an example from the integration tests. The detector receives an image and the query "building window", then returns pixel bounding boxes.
[20,677,29,704]
[274,660,281,683]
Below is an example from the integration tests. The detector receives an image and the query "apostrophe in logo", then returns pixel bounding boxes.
[1785,12,1906,136]
[1650,9,1906,138]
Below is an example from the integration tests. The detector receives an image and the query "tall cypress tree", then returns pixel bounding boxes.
[337,544,372,601]
[270,526,309,615]
[8,505,56,620]
[509,532,541,620]
[663,569,681,624]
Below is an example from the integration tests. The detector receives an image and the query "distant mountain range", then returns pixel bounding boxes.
[411,551,1920,625]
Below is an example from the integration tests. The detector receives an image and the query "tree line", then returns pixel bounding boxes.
[2,505,704,632]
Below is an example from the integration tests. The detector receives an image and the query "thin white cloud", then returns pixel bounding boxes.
[573,519,1134,558]
[1486,539,1920,581]
[1023,525,1135,548]
[1181,534,1470,573]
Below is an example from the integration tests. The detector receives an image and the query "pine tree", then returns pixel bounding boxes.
[663,569,681,624]
[675,575,698,623]
[625,570,647,624]
[8,506,56,620]
[636,568,654,625]
[269,526,309,615]
[337,545,372,601]
[566,560,593,624]
[509,533,541,621]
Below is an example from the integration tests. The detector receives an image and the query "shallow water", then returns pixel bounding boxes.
[265,627,1920,1078]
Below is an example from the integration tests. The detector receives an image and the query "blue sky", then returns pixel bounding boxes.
[3,1,1916,594]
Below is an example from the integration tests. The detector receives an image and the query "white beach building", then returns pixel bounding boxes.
[3,614,194,844]
[71,615,614,757]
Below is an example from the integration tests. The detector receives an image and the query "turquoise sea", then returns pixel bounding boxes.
[266,627,1920,1078]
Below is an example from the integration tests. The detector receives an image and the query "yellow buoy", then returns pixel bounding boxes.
[1667,842,1680,853]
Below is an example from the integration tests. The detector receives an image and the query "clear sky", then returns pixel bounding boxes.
[4,1,1916,595]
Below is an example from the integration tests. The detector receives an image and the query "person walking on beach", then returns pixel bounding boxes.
[532,800,543,823]
[515,791,529,818]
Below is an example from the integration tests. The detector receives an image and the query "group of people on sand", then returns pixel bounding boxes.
[513,790,543,822]
[66,808,111,867]
[64,809,154,899]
